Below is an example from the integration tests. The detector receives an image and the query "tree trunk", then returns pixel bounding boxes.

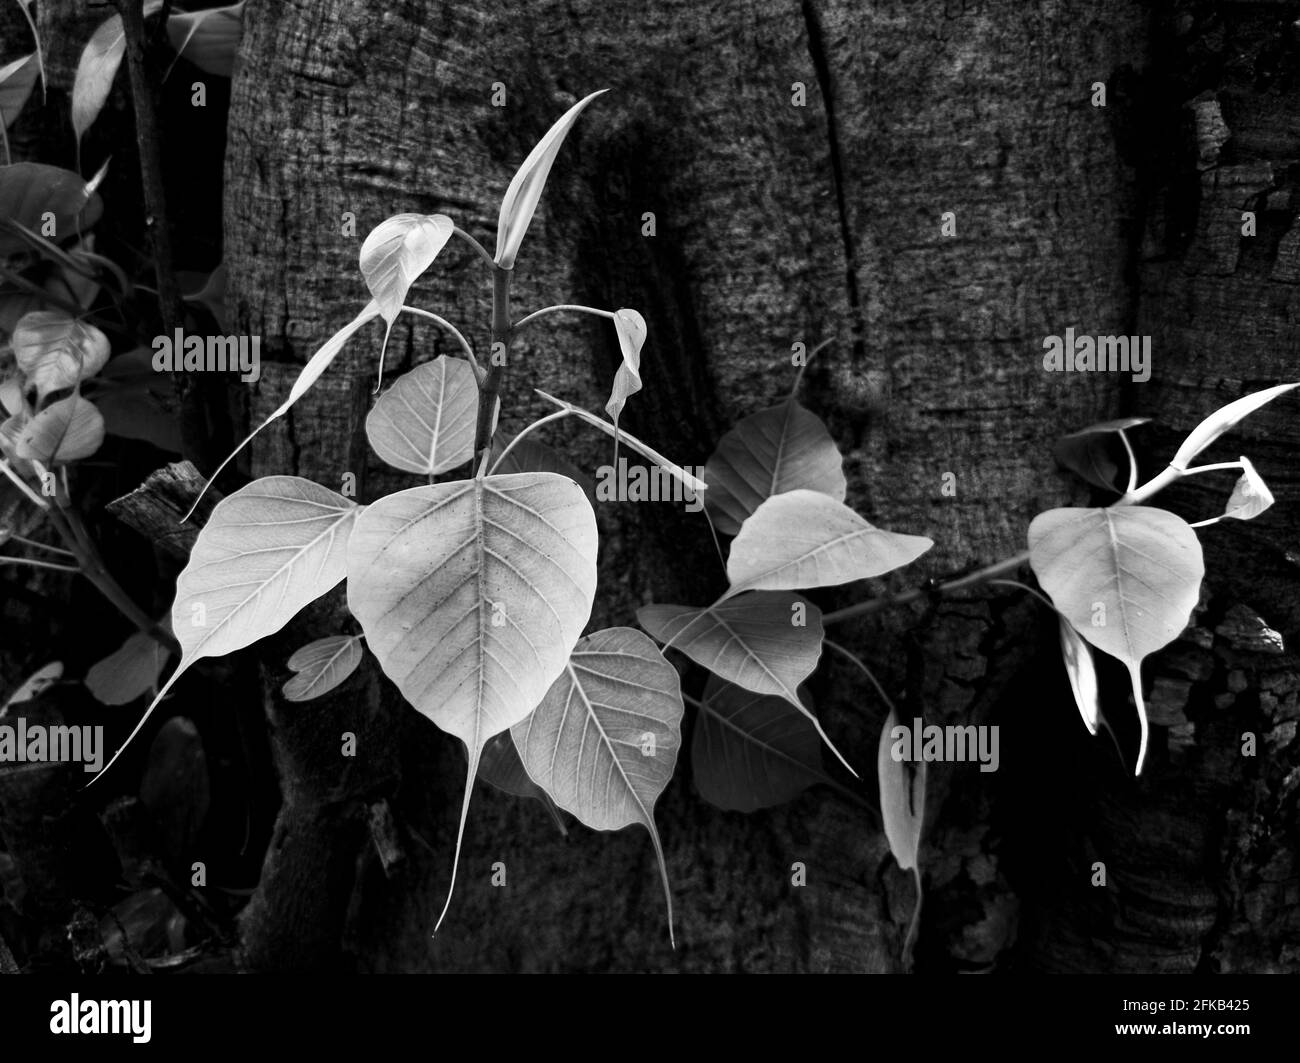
[218,0,1300,972]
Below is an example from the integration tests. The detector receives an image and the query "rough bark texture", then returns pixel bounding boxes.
[209,0,1300,972]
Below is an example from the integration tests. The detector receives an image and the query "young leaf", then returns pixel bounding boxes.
[346,473,598,934]
[1170,382,1300,470]
[1,660,62,714]
[98,477,361,779]
[723,490,932,599]
[637,591,854,776]
[692,674,829,812]
[282,634,364,702]
[477,731,567,836]
[1057,616,1101,736]
[181,263,229,332]
[0,163,103,255]
[85,628,171,706]
[15,394,104,464]
[182,301,381,521]
[359,213,454,326]
[1053,417,1150,493]
[71,2,165,142]
[605,308,646,432]
[364,355,477,475]
[703,399,848,535]
[12,310,110,399]
[494,89,608,269]
[0,53,39,129]
[877,708,925,871]
[511,627,682,943]
[1220,456,1273,522]
[1028,506,1205,773]
[0,377,27,418]
[165,0,246,77]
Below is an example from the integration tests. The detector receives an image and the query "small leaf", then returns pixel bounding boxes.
[605,308,646,428]
[477,731,567,835]
[15,394,104,464]
[1171,382,1300,470]
[282,635,364,702]
[0,53,39,129]
[1057,616,1101,736]
[359,213,454,326]
[364,355,477,475]
[1221,456,1273,521]
[165,0,246,77]
[1052,418,1149,493]
[2,661,62,713]
[1028,506,1205,773]
[704,399,847,535]
[692,674,828,812]
[85,627,171,706]
[512,627,682,943]
[724,491,932,599]
[877,708,925,871]
[495,90,608,269]
[346,473,598,934]
[181,263,229,332]
[71,3,165,142]
[490,435,595,504]
[0,377,26,418]
[12,310,110,399]
[0,163,104,255]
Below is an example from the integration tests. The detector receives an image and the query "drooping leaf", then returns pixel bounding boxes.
[1171,382,1300,470]
[1220,456,1273,522]
[1028,506,1204,773]
[281,634,364,702]
[637,591,854,775]
[165,0,246,77]
[490,435,595,504]
[1057,616,1101,736]
[723,490,932,599]
[182,301,381,521]
[364,355,477,475]
[346,472,598,933]
[605,308,646,430]
[511,627,682,942]
[98,477,361,779]
[494,89,608,269]
[692,674,828,812]
[477,731,567,836]
[1,660,62,714]
[359,213,453,348]
[1053,417,1150,493]
[0,163,104,254]
[85,626,172,706]
[15,394,104,464]
[12,310,110,399]
[0,53,39,129]
[704,400,847,535]
[877,708,925,871]
[71,3,165,142]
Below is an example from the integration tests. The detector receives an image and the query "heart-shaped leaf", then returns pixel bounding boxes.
[878,708,925,871]
[0,53,39,129]
[1053,417,1150,493]
[477,731,567,835]
[1057,616,1101,736]
[494,90,607,269]
[1028,506,1204,773]
[12,310,110,399]
[359,213,454,325]
[1171,382,1300,470]
[71,2,165,142]
[703,399,847,535]
[0,163,104,254]
[605,308,646,429]
[281,634,364,702]
[692,674,829,812]
[346,472,598,933]
[1221,456,1273,522]
[98,477,361,779]
[85,625,172,706]
[511,626,682,942]
[15,394,104,464]
[365,354,477,475]
[724,490,932,599]
[166,0,246,77]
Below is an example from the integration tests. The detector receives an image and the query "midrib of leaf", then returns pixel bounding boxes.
[1102,509,1141,663]
[296,637,357,698]
[768,399,794,497]
[726,528,871,598]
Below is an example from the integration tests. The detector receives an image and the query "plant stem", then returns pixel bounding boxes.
[452,226,495,269]
[487,409,571,474]
[0,556,80,574]
[473,266,512,470]
[0,460,50,511]
[400,305,481,379]
[512,304,615,332]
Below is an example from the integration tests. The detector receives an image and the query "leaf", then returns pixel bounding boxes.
[1057,616,1101,736]
[1028,506,1205,773]
[1221,456,1273,522]
[182,301,381,522]
[99,477,361,779]
[511,627,682,941]
[364,355,477,475]
[138,717,209,858]
[71,3,165,142]
[0,377,26,418]
[877,708,925,871]
[0,163,104,255]
[703,399,848,536]
[346,472,598,933]
[494,89,608,269]
[0,53,38,129]
[477,731,567,836]
[359,213,454,326]
[15,394,104,464]
[165,0,246,77]
[1,661,62,714]
[181,263,229,332]
[281,635,364,702]
[1052,418,1149,493]
[637,591,854,775]
[85,627,172,706]
[1171,382,1300,470]
[692,673,828,812]
[12,310,110,399]
[723,490,933,599]
[490,435,595,505]
[605,308,646,429]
